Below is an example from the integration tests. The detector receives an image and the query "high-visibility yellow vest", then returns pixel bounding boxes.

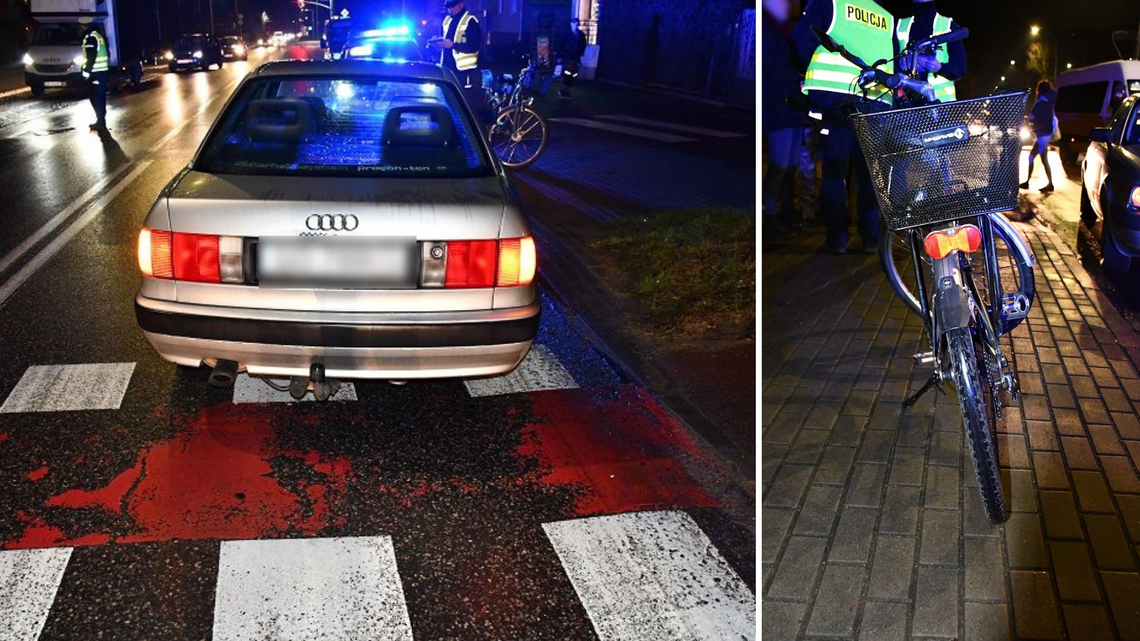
[896,12,957,102]
[442,12,479,71]
[84,30,109,73]
[803,0,894,105]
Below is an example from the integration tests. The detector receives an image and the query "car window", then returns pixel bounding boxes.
[175,37,206,49]
[1123,100,1140,145]
[32,24,85,45]
[196,76,492,178]
[1130,79,1140,94]
[1110,97,1134,142]
[1055,81,1108,114]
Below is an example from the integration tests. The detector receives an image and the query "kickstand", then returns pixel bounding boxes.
[902,374,945,410]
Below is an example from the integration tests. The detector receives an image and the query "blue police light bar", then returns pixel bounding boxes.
[360,21,413,41]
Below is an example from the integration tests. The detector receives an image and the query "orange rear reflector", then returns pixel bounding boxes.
[923,225,982,260]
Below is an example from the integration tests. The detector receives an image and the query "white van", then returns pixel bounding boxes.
[1054,60,1140,162]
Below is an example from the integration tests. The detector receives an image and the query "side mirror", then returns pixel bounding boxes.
[1089,127,1112,143]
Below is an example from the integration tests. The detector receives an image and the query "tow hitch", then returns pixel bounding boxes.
[286,363,341,401]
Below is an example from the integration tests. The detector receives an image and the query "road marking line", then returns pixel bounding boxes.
[0,363,136,413]
[597,115,748,138]
[543,511,755,641]
[231,374,358,404]
[0,161,152,310]
[0,547,73,641]
[213,537,414,641]
[548,117,697,143]
[465,344,578,397]
[0,162,133,278]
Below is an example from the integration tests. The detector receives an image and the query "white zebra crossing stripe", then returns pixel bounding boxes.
[212,537,413,641]
[0,547,73,641]
[0,363,135,413]
[231,374,358,404]
[597,115,748,138]
[543,511,755,641]
[549,117,698,143]
[464,344,578,397]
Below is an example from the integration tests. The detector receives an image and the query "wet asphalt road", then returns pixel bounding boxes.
[0,44,755,639]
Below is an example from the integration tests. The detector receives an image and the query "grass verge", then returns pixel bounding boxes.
[592,208,755,338]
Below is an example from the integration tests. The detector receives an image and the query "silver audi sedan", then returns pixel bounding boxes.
[135,60,538,399]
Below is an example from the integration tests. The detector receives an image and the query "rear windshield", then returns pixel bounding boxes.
[195,76,492,178]
[223,36,242,44]
[33,24,84,45]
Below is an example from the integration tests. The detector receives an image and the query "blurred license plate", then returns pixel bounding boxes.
[258,237,416,289]
[44,81,66,87]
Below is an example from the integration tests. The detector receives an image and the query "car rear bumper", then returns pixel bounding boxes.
[136,295,540,379]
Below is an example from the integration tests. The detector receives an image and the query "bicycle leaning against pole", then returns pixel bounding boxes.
[812,26,1037,523]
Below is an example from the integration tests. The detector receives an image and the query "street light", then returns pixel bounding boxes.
[1030,25,1040,36]
[1001,76,1006,82]
[1010,60,1016,66]
[1066,63,1072,69]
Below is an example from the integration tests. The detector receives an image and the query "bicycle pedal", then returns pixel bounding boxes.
[1001,294,1030,320]
[913,351,936,365]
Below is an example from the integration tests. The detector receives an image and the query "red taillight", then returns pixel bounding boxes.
[442,237,537,288]
[445,240,498,288]
[923,225,982,259]
[172,232,221,282]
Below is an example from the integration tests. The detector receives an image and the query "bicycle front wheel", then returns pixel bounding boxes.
[489,106,548,169]
[947,326,1007,524]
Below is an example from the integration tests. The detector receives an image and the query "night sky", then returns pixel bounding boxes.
[845,0,1140,97]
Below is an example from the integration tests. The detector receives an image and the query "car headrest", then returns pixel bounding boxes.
[244,98,315,143]
[382,106,455,148]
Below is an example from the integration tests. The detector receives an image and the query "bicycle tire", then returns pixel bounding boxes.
[880,214,1034,334]
[489,106,548,169]
[947,326,1007,524]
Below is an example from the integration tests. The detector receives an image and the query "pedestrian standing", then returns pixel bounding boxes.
[81,24,110,131]
[761,0,808,240]
[1020,79,1056,193]
[793,0,895,254]
[558,17,588,100]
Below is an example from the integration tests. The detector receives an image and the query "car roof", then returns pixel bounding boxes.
[251,59,453,83]
[1057,60,1140,86]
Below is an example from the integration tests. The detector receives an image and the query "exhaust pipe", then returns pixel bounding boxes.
[208,359,239,388]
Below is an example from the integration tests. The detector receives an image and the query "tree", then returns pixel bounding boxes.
[1026,40,1052,79]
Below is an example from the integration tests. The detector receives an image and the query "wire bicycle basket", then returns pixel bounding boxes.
[851,91,1029,231]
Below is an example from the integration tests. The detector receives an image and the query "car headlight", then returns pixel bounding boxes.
[1131,186,1140,211]
[233,44,245,55]
[73,54,85,67]
[1019,126,1031,141]
[165,50,174,60]
[22,53,33,65]
[193,50,203,58]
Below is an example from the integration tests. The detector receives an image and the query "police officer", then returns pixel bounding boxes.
[431,0,481,88]
[792,0,894,254]
[897,0,965,103]
[81,23,110,131]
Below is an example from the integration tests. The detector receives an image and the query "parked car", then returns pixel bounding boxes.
[134,60,538,399]
[1081,93,1140,271]
[167,34,225,72]
[1055,60,1140,164]
[221,35,248,61]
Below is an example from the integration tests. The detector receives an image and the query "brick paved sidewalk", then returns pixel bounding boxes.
[761,219,1140,640]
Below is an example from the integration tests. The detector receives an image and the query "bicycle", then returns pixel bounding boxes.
[483,59,551,169]
[812,26,1037,523]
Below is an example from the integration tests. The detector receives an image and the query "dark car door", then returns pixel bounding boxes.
[1089,97,1138,218]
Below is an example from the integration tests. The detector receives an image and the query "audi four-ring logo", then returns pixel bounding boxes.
[306,214,359,231]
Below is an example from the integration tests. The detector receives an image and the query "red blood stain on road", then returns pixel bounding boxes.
[47,460,141,514]
[26,466,49,482]
[520,385,717,516]
[4,383,720,549]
